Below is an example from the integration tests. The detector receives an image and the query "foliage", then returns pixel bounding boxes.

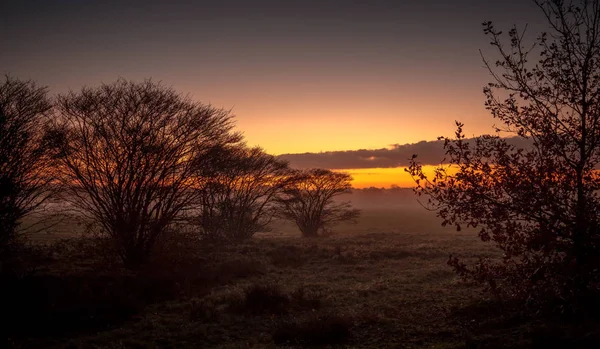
[407,0,600,309]
[10,211,600,348]
[51,79,241,267]
[0,76,54,264]
[277,168,360,237]
[234,283,291,315]
[193,145,292,240]
[272,312,353,346]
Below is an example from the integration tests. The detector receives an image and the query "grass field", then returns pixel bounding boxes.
[5,207,598,348]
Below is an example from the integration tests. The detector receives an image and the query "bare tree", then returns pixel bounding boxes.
[408,0,600,309]
[277,169,360,237]
[52,79,241,267]
[193,145,292,240]
[0,76,54,261]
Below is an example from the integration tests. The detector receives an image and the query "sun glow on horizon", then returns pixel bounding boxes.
[336,166,444,189]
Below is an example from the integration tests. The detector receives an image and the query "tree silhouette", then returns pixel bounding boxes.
[0,76,54,262]
[408,0,600,310]
[52,79,241,267]
[277,169,359,237]
[194,145,293,240]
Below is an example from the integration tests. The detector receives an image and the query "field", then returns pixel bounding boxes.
[4,207,597,348]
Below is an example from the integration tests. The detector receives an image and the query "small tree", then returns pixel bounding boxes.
[52,79,241,267]
[408,0,600,309]
[194,145,292,240]
[0,76,54,261]
[277,169,360,237]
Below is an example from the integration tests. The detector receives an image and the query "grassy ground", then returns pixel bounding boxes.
[5,208,598,348]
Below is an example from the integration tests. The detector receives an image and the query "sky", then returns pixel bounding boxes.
[1,0,548,187]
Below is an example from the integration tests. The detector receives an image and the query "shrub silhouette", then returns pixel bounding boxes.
[408,0,600,310]
[277,168,360,237]
[272,313,353,346]
[0,272,179,339]
[51,79,241,267]
[0,76,55,269]
[236,283,291,315]
[193,145,292,241]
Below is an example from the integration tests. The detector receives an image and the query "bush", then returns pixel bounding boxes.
[0,76,54,266]
[230,283,291,315]
[52,79,240,267]
[193,145,292,241]
[0,272,179,340]
[290,285,323,311]
[272,313,353,346]
[276,169,360,237]
[407,0,600,310]
[267,245,306,268]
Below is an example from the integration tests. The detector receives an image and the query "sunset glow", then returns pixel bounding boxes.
[337,167,411,188]
[4,0,588,345]
[1,0,547,188]
[338,165,451,188]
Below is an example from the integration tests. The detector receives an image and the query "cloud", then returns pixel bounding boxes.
[277,136,531,169]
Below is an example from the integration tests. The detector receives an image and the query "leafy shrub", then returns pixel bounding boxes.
[272,313,353,346]
[407,0,600,311]
[267,245,306,268]
[290,285,323,311]
[229,283,291,315]
[0,76,54,267]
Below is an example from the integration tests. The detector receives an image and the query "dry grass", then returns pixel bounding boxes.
[6,208,597,348]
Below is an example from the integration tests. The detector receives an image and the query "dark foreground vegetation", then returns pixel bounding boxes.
[3,0,600,347]
[3,210,600,349]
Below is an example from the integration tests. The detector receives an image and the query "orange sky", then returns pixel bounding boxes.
[338,166,447,189]
[182,74,495,156]
[2,0,545,188]
[188,81,494,188]
[338,167,413,188]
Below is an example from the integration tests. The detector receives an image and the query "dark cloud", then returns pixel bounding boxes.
[278,137,531,169]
